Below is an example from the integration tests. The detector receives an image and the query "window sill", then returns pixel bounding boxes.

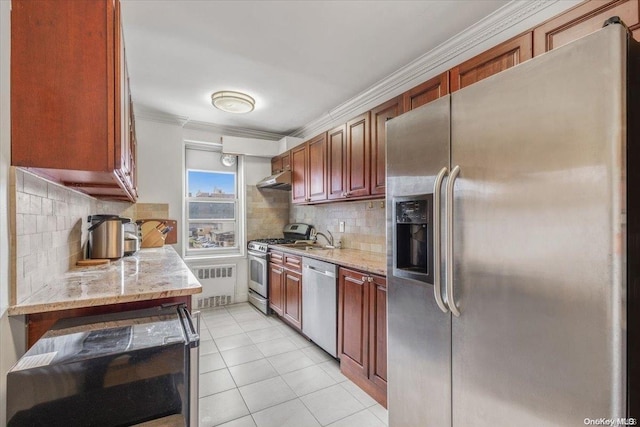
[184,252,246,262]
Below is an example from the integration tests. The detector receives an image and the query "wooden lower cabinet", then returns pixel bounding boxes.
[268,251,303,331]
[338,267,387,407]
[269,262,285,316]
[283,269,302,330]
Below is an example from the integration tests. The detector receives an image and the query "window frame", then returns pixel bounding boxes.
[183,142,245,259]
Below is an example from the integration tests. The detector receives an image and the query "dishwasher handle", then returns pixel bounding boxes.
[303,264,336,278]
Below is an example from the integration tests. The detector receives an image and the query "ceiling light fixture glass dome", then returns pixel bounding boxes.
[211,91,255,114]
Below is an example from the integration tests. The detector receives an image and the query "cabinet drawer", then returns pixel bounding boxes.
[283,253,302,272]
[269,251,284,264]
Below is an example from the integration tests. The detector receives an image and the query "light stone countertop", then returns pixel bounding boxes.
[9,246,202,316]
[269,244,387,276]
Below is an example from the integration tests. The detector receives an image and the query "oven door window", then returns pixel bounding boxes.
[250,258,264,286]
[249,255,268,298]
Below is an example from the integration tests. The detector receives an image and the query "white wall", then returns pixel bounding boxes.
[135,119,185,254]
[136,118,276,303]
[1,3,25,425]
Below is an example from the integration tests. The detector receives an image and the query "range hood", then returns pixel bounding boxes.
[256,170,291,190]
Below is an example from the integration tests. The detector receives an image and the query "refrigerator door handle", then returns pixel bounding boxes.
[433,166,450,313]
[446,165,461,317]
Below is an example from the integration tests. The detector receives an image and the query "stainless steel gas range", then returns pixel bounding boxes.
[247,223,313,314]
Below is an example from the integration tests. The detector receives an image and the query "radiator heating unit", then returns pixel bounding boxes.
[191,264,236,308]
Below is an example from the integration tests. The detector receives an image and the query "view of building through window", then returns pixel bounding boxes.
[187,170,237,250]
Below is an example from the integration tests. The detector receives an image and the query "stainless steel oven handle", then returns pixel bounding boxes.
[177,306,200,427]
[446,165,461,317]
[433,166,449,314]
[248,250,267,258]
[190,309,200,427]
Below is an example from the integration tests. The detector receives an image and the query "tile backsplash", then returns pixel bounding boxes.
[10,168,131,305]
[246,186,290,241]
[290,199,386,254]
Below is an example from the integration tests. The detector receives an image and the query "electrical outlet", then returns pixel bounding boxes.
[339,221,345,233]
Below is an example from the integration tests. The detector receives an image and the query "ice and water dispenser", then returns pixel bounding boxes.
[393,195,433,284]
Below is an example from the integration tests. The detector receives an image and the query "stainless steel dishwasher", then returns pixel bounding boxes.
[302,257,338,357]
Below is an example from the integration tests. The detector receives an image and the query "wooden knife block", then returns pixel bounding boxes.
[141,229,166,248]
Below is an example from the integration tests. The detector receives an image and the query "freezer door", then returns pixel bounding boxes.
[450,25,627,426]
[386,95,452,427]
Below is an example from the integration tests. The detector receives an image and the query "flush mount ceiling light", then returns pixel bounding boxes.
[211,91,255,114]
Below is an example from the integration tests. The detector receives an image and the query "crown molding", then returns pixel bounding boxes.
[182,120,285,141]
[133,106,190,126]
[290,0,567,138]
[133,106,286,141]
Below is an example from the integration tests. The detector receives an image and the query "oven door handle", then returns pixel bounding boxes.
[248,250,268,259]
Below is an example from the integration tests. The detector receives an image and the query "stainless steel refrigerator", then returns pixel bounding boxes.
[386,22,640,426]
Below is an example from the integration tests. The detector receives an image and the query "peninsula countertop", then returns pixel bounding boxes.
[9,246,202,316]
[268,244,387,276]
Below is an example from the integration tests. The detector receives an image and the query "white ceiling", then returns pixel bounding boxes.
[120,1,513,136]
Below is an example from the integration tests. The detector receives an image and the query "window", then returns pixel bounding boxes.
[185,144,242,256]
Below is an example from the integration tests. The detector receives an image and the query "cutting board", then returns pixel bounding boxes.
[76,259,110,266]
[136,219,178,245]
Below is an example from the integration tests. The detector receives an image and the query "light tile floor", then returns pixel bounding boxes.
[198,302,389,427]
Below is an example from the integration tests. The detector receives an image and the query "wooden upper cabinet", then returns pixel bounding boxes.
[291,144,308,204]
[450,32,533,92]
[271,156,283,175]
[370,97,403,196]
[307,133,328,202]
[271,152,291,174]
[345,112,371,198]
[402,72,449,111]
[327,124,347,200]
[533,0,640,56]
[11,0,137,202]
[282,152,291,171]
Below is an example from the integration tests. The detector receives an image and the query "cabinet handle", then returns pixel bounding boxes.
[368,277,373,282]
[361,276,368,282]
[345,192,351,197]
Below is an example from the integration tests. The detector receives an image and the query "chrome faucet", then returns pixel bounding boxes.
[314,230,335,248]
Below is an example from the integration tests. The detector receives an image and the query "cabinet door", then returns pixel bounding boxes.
[291,144,308,204]
[269,262,284,316]
[450,32,532,91]
[370,97,403,196]
[307,133,328,202]
[11,0,116,173]
[282,152,291,171]
[402,72,449,111]
[345,112,371,198]
[533,0,640,56]
[369,275,387,394]
[115,1,131,189]
[327,124,347,200]
[338,268,369,379]
[271,155,283,174]
[283,270,302,330]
